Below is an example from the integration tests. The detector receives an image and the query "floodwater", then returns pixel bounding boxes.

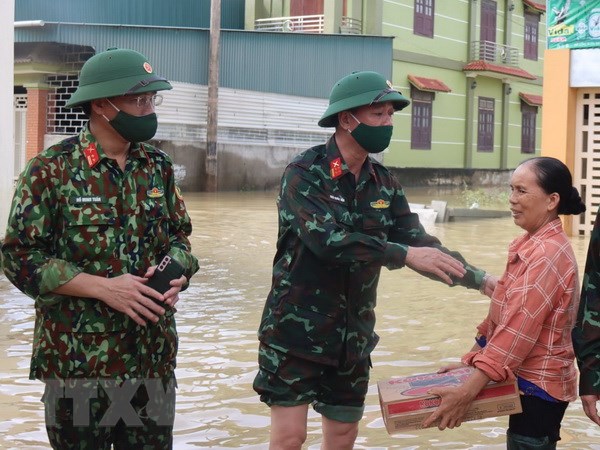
[1,189,600,449]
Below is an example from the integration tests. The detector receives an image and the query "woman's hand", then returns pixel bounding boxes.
[422,368,490,430]
[422,385,474,429]
[437,362,467,374]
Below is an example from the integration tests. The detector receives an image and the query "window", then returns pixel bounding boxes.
[524,11,539,60]
[414,0,434,38]
[477,97,495,152]
[521,103,537,153]
[410,86,434,149]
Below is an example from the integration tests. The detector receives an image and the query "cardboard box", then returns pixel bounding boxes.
[378,367,522,433]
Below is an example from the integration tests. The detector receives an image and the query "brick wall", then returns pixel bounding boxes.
[25,88,48,160]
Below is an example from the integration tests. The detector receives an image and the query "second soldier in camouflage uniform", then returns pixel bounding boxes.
[253,71,494,450]
[574,206,600,426]
[1,48,199,449]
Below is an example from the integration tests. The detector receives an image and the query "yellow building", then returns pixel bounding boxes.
[543,2,600,236]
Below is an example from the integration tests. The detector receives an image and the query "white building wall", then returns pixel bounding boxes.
[0,2,15,240]
[156,82,331,147]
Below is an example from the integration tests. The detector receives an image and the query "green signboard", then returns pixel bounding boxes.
[547,0,600,49]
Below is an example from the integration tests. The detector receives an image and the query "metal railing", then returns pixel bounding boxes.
[470,41,519,66]
[340,16,362,34]
[255,14,361,34]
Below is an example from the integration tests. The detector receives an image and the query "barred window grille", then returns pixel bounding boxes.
[47,74,88,135]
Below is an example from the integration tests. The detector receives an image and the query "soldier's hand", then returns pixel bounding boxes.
[142,267,187,308]
[405,247,466,284]
[581,394,600,426]
[100,274,167,326]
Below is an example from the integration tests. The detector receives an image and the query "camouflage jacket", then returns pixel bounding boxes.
[257,137,485,367]
[574,205,600,396]
[1,124,199,381]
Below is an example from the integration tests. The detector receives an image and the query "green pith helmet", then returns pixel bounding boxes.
[318,71,410,128]
[65,47,172,108]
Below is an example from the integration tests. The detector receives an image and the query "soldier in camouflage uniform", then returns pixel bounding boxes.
[574,207,600,426]
[253,71,494,449]
[1,48,199,449]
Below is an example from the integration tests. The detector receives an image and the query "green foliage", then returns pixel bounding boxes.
[459,185,509,209]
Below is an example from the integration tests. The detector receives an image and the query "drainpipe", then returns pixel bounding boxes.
[0,0,15,241]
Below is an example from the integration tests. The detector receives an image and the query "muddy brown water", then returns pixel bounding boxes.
[1,189,598,449]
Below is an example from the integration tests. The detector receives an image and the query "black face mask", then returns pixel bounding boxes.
[104,100,158,142]
[349,114,393,153]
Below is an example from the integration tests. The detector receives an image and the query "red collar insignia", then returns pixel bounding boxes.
[330,157,343,179]
[83,143,100,168]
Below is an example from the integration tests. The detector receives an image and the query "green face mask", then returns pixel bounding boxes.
[349,113,393,153]
[105,100,158,142]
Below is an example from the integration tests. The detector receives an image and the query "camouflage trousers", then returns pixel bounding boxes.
[253,343,370,423]
[42,378,176,450]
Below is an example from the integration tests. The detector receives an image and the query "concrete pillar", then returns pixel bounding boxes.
[362,0,382,35]
[0,0,15,241]
[500,81,511,169]
[244,0,256,30]
[465,77,476,168]
[205,0,221,191]
[323,0,343,34]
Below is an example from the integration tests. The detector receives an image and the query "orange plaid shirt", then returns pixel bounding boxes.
[462,219,579,401]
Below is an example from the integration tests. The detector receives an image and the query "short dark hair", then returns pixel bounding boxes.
[521,157,586,215]
[80,102,91,117]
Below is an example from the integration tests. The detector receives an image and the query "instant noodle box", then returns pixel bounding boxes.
[378,367,522,433]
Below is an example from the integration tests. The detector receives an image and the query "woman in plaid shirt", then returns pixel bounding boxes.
[423,157,586,449]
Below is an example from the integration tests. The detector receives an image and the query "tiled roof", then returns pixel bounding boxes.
[522,0,546,13]
[407,74,451,93]
[519,92,543,107]
[463,61,537,80]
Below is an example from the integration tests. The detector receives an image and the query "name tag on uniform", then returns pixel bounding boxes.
[71,195,104,205]
[329,194,345,204]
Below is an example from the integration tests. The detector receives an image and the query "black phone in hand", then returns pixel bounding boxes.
[145,255,185,306]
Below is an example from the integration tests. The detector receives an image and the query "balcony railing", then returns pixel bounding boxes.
[340,17,362,34]
[470,41,519,66]
[255,14,362,34]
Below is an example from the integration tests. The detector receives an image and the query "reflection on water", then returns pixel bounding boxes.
[1,189,599,449]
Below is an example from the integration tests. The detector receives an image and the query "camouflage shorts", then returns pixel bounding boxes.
[252,343,370,423]
[42,377,176,450]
